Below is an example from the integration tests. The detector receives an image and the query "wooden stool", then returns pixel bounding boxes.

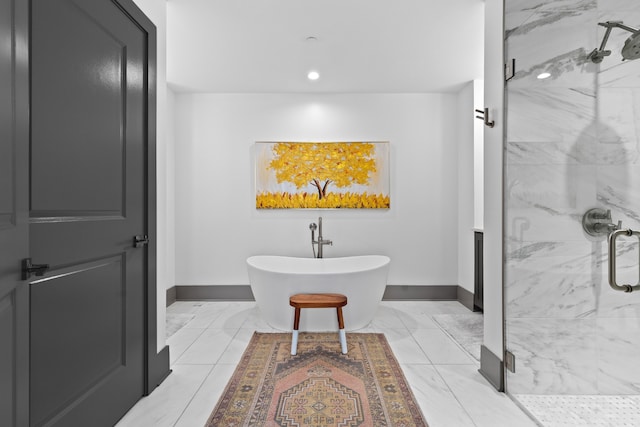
[289,293,348,355]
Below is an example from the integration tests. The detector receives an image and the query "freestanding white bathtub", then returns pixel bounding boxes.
[247,255,391,331]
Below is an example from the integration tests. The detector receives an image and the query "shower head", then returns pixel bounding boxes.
[621,31,640,60]
[589,21,640,63]
[309,222,317,246]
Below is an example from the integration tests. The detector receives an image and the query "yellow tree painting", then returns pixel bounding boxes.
[255,142,390,209]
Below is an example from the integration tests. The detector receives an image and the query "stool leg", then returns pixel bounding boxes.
[291,307,301,355]
[291,330,299,356]
[339,329,347,354]
[337,307,347,354]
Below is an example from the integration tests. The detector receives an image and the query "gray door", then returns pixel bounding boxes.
[29,0,149,425]
[0,0,29,426]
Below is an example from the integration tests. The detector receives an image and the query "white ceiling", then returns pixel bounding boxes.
[166,0,485,93]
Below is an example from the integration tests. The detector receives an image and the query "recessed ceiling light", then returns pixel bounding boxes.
[537,72,551,79]
[307,71,320,81]
[306,36,318,42]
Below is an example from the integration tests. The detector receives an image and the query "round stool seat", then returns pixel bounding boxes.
[289,293,347,308]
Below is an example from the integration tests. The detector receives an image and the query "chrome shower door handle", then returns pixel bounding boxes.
[608,228,640,293]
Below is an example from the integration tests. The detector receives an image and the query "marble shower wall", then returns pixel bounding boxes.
[505,0,640,395]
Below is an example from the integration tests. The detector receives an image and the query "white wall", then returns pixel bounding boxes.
[457,79,485,296]
[457,82,475,293]
[166,88,176,294]
[174,93,460,287]
[132,0,174,350]
[473,79,484,229]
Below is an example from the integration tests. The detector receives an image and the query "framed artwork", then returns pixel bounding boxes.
[255,141,390,209]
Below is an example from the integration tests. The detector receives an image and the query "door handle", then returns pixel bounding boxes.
[608,228,640,293]
[133,235,149,248]
[22,258,50,280]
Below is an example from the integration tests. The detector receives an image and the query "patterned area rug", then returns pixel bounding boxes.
[206,332,428,426]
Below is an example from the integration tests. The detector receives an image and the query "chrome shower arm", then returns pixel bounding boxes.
[597,25,614,51]
[589,21,640,63]
[589,24,616,63]
[600,21,639,35]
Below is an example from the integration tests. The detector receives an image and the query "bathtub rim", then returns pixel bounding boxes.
[246,254,391,276]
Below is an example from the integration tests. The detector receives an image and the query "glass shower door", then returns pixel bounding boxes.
[503,0,640,424]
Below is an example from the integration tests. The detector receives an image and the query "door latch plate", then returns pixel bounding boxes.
[133,235,149,248]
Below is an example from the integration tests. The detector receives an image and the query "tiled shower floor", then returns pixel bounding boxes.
[514,394,640,427]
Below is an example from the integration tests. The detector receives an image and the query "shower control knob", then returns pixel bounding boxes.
[582,208,620,237]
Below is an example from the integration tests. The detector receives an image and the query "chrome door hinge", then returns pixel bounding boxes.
[505,58,516,82]
[505,350,516,373]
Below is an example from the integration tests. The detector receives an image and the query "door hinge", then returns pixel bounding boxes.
[22,258,50,280]
[505,350,516,373]
[505,58,516,82]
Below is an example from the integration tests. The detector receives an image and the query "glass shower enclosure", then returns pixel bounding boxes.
[504,0,640,424]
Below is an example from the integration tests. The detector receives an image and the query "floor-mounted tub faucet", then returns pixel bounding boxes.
[309,216,332,258]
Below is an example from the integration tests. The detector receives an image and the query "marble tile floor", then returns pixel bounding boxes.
[116,300,538,427]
